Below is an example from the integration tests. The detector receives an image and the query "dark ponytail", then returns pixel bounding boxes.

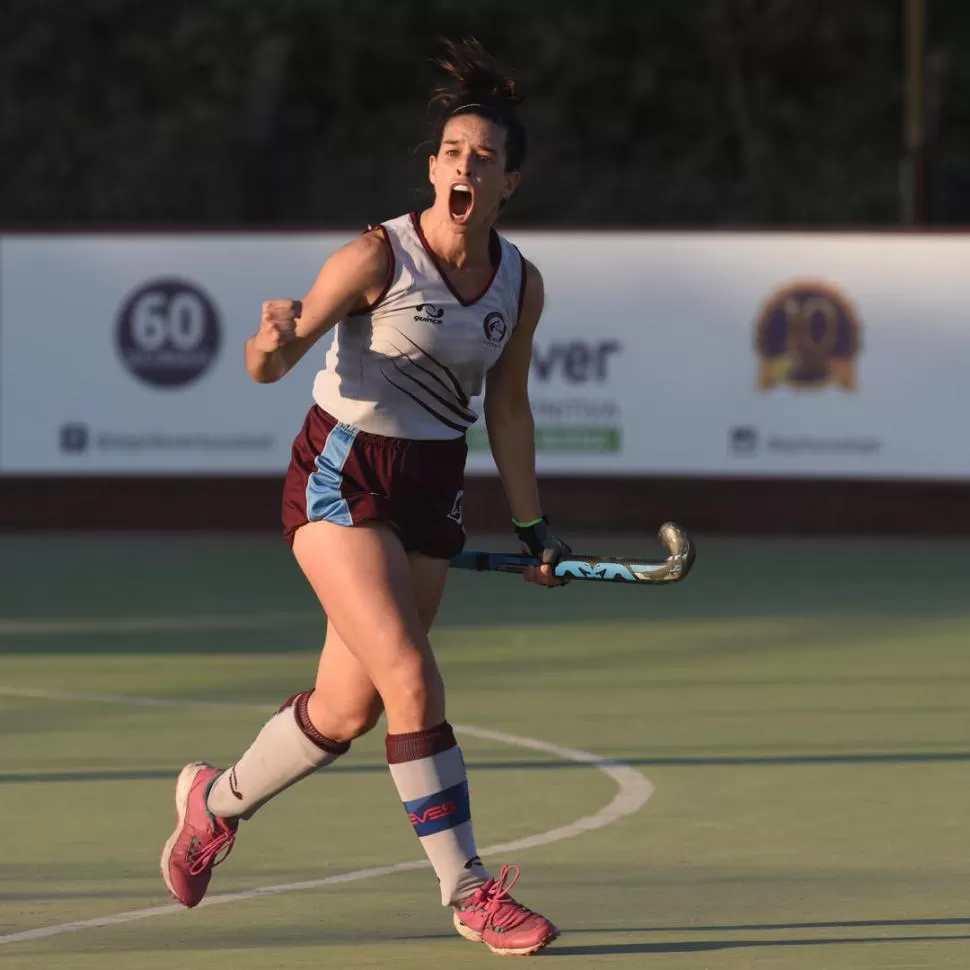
[429,37,527,172]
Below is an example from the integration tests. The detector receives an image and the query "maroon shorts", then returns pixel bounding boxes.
[282,406,468,559]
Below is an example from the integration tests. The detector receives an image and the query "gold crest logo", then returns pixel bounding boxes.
[754,280,862,391]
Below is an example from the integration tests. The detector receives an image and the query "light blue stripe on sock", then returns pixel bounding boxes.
[305,422,358,527]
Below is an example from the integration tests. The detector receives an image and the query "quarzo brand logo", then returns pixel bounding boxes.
[116,278,221,388]
[413,303,444,324]
[754,280,861,392]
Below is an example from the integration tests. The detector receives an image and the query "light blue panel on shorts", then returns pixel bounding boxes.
[305,422,359,527]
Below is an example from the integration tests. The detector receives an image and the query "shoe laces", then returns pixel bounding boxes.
[476,864,537,930]
[187,821,237,876]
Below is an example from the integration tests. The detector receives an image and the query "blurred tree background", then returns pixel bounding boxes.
[2,0,968,227]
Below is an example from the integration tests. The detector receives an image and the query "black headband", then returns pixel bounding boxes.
[449,101,511,122]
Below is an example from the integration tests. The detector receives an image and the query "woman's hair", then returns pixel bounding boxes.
[428,37,527,172]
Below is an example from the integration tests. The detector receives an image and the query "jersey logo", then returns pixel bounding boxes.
[483,311,508,347]
[413,304,445,324]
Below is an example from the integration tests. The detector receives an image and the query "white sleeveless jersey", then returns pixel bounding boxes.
[312,212,525,439]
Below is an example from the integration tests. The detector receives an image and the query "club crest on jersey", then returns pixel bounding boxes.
[483,311,508,347]
[413,304,444,324]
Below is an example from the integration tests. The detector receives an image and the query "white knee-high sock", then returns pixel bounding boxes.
[386,721,490,906]
[206,690,350,820]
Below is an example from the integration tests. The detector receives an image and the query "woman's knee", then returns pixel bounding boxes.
[307,689,383,742]
[376,646,446,728]
[338,702,384,741]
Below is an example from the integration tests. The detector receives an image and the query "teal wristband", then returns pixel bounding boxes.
[512,516,545,529]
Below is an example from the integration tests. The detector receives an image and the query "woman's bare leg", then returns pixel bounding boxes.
[307,547,449,737]
[292,520,446,734]
[291,519,488,905]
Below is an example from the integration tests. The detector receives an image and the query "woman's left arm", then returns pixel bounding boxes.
[484,260,571,585]
[483,260,544,523]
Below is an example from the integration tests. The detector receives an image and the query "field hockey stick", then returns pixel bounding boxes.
[451,522,695,585]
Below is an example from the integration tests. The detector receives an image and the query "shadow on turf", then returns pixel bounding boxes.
[59,923,970,956]
[548,933,970,956]
[3,537,970,655]
[557,917,970,933]
[4,750,969,784]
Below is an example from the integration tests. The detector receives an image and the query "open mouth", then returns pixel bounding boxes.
[448,184,474,223]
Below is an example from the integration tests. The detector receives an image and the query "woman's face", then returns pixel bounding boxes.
[429,114,520,231]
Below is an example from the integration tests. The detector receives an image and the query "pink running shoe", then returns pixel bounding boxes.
[160,762,238,908]
[453,864,559,956]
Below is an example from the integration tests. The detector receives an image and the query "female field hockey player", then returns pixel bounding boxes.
[161,38,570,957]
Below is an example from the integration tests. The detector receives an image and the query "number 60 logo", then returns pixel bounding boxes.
[116,278,221,388]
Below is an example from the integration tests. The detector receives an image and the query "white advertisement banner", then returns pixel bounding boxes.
[1,231,968,479]
[0,234,345,475]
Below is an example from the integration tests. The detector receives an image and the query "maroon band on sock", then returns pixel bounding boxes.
[277,692,303,714]
[385,721,457,764]
[281,689,352,756]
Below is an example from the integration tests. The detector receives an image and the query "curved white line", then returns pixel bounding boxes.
[0,690,654,947]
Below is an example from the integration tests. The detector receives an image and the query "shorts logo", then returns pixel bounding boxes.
[413,304,445,324]
[755,280,861,391]
[483,311,508,347]
[447,489,464,526]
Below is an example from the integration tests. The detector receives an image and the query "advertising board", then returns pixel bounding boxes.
[1,231,966,479]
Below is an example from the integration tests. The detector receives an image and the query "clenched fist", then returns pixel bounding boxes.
[253,299,302,354]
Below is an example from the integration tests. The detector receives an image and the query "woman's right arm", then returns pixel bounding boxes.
[245,230,390,384]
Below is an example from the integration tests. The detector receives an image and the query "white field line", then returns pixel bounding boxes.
[0,613,319,637]
[0,686,268,712]
[0,687,654,947]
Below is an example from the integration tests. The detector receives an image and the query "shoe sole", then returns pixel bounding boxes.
[453,913,560,956]
[160,761,212,906]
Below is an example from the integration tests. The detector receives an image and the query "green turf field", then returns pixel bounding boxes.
[0,533,967,969]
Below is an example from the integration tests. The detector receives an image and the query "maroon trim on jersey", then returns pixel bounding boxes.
[515,249,529,324]
[348,223,395,317]
[409,211,502,307]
